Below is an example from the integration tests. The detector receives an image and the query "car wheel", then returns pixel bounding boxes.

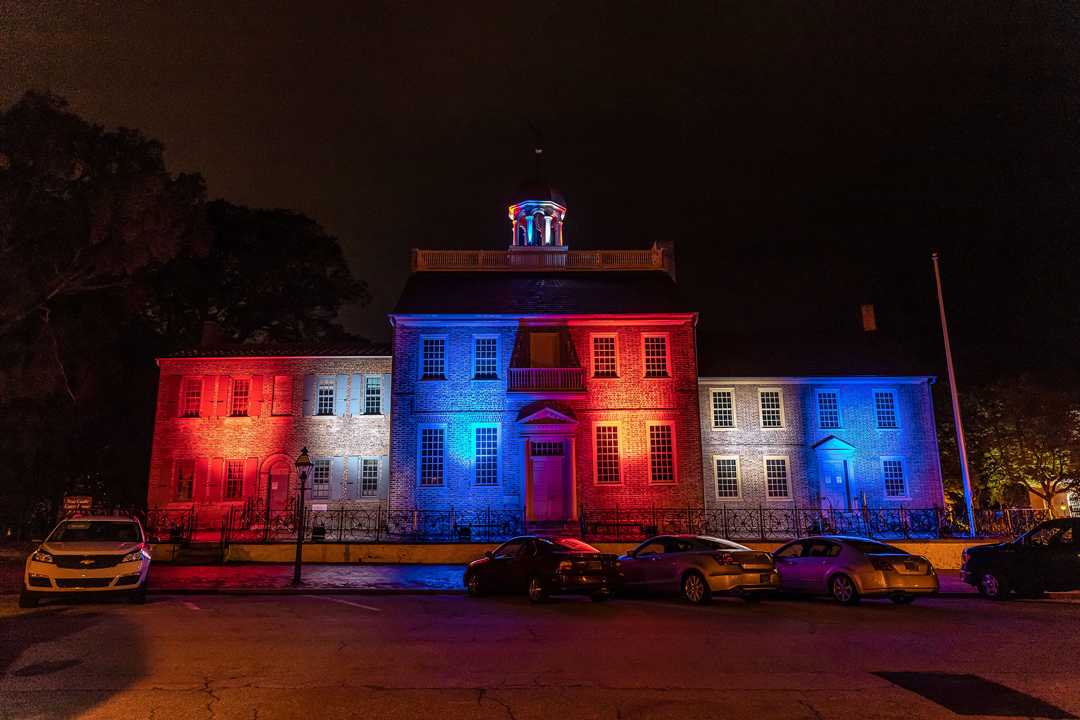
[527,576,548,604]
[829,574,860,605]
[890,594,916,605]
[465,572,483,597]
[978,571,1010,600]
[681,571,711,604]
[590,590,610,603]
[18,589,39,609]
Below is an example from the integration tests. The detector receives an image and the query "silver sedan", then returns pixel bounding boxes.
[618,535,779,604]
[774,536,939,605]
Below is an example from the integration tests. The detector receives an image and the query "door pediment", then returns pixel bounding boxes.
[812,435,856,454]
[517,402,578,426]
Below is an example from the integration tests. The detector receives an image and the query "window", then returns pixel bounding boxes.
[817,390,840,429]
[643,335,669,377]
[316,378,335,416]
[710,388,735,429]
[883,459,907,497]
[175,459,195,501]
[595,425,621,483]
[474,337,498,379]
[874,390,899,428]
[531,440,564,456]
[765,457,790,498]
[714,456,740,498]
[648,423,675,483]
[229,378,250,417]
[474,426,499,486]
[759,388,784,428]
[181,378,202,417]
[421,337,446,379]
[419,427,445,486]
[224,460,243,500]
[361,458,379,497]
[364,376,381,415]
[591,335,618,378]
[311,458,330,499]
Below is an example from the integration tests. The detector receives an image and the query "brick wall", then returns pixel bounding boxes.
[698,378,945,510]
[147,355,392,523]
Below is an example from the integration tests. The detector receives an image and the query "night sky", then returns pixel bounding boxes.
[3,1,1078,381]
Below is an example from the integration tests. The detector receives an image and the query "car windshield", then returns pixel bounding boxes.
[548,538,599,553]
[696,536,751,552]
[845,539,906,555]
[49,521,142,543]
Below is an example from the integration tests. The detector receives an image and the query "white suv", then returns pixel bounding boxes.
[21,515,152,608]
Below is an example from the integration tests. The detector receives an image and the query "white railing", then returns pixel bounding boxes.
[509,367,585,392]
[412,247,667,272]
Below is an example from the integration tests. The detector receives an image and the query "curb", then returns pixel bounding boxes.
[148,587,466,596]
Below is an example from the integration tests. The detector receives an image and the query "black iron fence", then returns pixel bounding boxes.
[577,506,1053,542]
[146,504,525,544]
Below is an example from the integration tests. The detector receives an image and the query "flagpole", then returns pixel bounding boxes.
[932,252,977,538]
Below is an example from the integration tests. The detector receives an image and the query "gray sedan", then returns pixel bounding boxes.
[774,536,939,605]
[618,535,779,604]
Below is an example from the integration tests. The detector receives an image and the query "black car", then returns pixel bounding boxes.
[464,535,620,603]
[961,518,1080,599]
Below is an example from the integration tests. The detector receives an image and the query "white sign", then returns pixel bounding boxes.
[312,504,328,511]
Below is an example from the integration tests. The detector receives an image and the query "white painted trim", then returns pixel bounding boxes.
[814,387,843,430]
[872,388,902,430]
[880,456,910,500]
[416,423,448,488]
[392,314,697,328]
[590,333,620,379]
[707,387,737,430]
[471,334,501,380]
[699,376,933,385]
[641,332,671,378]
[763,455,792,501]
[418,335,449,381]
[470,422,501,487]
[592,421,624,486]
[757,387,786,430]
[646,420,678,485]
[712,455,742,500]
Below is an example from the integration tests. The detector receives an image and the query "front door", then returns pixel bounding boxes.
[820,459,851,511]
[530,332,560,368]
[531,440,566,521]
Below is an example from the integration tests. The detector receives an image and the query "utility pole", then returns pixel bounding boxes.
[932,252,977,538]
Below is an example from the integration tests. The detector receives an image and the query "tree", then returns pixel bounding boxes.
[143,200,370,345]
[965,375,1080,516]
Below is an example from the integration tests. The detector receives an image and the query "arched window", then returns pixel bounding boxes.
[516,223,528,247]
[532,212,546,245]
[1068,491,1080,517]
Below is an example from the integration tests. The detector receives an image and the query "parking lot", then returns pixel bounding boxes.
[2,591,1079,720]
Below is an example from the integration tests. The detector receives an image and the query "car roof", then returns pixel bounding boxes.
[58,515,140,523]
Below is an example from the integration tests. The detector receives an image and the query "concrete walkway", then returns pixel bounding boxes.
[147,563,983,596]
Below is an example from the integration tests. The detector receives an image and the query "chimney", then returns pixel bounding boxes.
[861,304,877,332]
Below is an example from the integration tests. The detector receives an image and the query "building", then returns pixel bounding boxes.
[388,178,702,531]
[146,343,392,531]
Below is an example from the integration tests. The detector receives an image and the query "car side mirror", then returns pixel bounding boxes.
[625,550,636,559]
[484,550,494,559]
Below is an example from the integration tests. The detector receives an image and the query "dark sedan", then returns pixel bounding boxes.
[464,536,620,603]
[962,518,1080,599]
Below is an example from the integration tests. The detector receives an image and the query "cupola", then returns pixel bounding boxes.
[508,146,567,251]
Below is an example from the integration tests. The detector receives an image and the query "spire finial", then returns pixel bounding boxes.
[527,121,544,179]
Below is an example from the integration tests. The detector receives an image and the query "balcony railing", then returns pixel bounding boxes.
[412,247,669,272]
[508,367,585,393]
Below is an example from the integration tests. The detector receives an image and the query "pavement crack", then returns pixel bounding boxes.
[798,699,825,720]
[202,675,221,719]
[477,688,518,720]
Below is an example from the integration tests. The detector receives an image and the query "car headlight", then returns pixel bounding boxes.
[122,549,145,563]
[31,549,55,563]
[556,560,573,573]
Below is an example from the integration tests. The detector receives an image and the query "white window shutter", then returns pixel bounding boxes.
[249,375,263,417]
[381,373,391,415]
[193,458,210,502]
[243,457,259,499]
[302,375,316,416]
[199,376,215,418]
[378,455,389,499]
[335,375,348,416]
[346,456,360,500]
[330,457,345,500]
[215,375,232,417]
[349,374,363,416]
[208,458,224,501]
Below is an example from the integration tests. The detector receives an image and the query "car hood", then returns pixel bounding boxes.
[965,541,1010,554]
[42,541,142,555]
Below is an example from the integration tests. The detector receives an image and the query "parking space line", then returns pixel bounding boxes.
[181,601,200,611]
[304,595,381,612]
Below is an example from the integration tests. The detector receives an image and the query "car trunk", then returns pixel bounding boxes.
[869,553,932,575]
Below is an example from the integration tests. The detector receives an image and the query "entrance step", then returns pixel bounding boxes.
[526,520,581,538]
[172,542,224,565]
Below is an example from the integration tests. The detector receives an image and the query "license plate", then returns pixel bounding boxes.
[904,562,917,571]
[760,573,771,583]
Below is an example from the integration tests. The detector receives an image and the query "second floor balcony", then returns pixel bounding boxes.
[508,367,585,393]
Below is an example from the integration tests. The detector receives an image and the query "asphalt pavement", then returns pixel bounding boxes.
[2,590,1078,719]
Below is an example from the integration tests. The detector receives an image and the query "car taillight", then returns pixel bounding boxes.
[714,552,738,566]
[869,557,895,572]
[961,551,969,566]
[557,560,573,573]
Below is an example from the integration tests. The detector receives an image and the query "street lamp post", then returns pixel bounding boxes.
[291,447,313,586]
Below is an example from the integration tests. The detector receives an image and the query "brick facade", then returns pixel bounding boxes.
[698,377,945,511]
[147,354,391,526]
